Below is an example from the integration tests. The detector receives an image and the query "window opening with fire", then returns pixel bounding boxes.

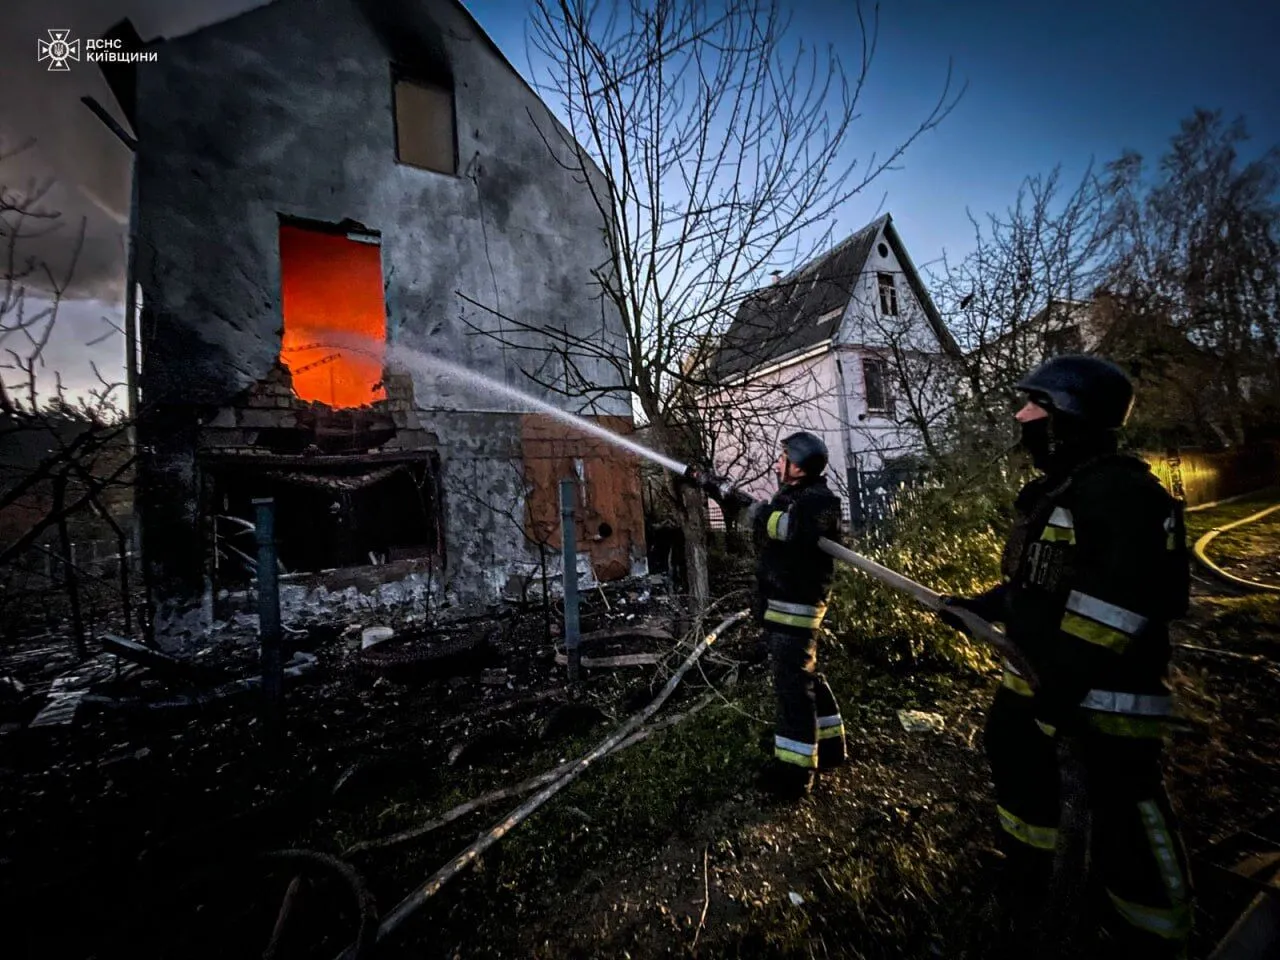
[279,220,388,409]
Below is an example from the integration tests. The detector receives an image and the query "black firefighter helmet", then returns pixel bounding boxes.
[781,431,829,476]
[1015,354,1135,430]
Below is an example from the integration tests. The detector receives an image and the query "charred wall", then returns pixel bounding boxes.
[130,0,634,639]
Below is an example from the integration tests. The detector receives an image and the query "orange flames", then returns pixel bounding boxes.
[279,223,387,409]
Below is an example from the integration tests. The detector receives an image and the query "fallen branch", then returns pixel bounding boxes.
[554,651,663,668]
[345,689,722,856]
[692,845,711,951]
[579,623,675,646]
[334,611,750,958]
[1176,642,1269,663]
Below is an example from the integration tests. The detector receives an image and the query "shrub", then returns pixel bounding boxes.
[826,461,1028,674]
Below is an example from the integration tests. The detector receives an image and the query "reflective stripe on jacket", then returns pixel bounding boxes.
[752,475,843,621]
[999,454,1188,732]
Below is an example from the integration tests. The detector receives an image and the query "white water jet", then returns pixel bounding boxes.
[386,343,689,476]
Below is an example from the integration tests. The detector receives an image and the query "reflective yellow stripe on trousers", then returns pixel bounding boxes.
[775,735,818,769]
[764,599,826,630]
[996,804,1058,851]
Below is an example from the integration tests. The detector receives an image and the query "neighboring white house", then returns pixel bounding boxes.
[703,214,960,524]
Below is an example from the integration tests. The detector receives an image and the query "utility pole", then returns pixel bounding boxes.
[82,95,145,631]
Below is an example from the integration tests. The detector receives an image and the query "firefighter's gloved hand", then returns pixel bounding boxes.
[938,585,1007,630]
[719,487,755,513]
[936,595,985,636]
[687,466,753,512]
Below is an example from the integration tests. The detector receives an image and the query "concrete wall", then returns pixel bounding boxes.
[132,0,634,637]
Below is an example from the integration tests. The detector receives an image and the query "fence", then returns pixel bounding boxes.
[1,537,143,641]
[847,462,931,530]
[1142,443,1280,508]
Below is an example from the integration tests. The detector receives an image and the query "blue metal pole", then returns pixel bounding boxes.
[559,479,581,682]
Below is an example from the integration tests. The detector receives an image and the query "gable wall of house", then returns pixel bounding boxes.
[131,0,640,641]
[836,224,940,353]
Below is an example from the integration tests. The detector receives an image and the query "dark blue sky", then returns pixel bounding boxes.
[468,0,1280,271]
[3,0,1276,394]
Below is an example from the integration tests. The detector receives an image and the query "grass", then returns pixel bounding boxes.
[1206,512,1280,575]
[299,483,1280,957]
[1184,486,1280,541]
[305,614,996,958]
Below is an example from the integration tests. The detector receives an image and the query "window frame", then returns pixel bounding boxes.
[862,356,894,416]
[877,271,900,317]
[390,64,459,177]
[1044,325,1084,356]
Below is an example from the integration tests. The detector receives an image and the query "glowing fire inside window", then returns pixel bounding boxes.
[279,223,387,408]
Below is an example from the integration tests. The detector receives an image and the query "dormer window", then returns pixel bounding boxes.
[1044,325,1084,356]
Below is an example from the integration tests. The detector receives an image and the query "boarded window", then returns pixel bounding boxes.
[877,272,899,316]
[395,77,456,175]
[279,222,387,409]
[863,357,893,414]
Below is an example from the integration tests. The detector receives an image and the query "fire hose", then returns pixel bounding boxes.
[679,463,1040,689]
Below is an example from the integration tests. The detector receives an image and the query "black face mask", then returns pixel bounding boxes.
[1019,418,1054,471]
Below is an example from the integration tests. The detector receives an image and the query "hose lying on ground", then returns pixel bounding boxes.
[332,610,751,959]
[1192,503,1280,595]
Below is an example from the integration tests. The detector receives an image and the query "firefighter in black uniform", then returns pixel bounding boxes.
[693,432,847,800]
[938,355,1192,956]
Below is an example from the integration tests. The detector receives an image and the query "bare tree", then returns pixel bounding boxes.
[466,0,960,614]
[923,165,1113,460]
[1101,109,1280,446]
[0,140,138,650]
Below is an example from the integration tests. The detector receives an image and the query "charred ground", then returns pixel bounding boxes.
[1,495,1278,959]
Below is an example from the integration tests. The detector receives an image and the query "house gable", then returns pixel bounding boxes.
[711,215,957,383]
[711,217,885,381]
[836,219,959,357]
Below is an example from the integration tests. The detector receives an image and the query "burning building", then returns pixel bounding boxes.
[101,0,645,642]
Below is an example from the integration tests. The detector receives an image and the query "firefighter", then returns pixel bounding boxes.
[938,355,1192,956]
[693,432,847,800]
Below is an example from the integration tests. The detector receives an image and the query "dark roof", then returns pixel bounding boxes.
[710,214,958,381]
[711,218,884,380]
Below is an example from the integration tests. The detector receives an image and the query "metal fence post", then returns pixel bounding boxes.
[253,498,284,719]
[559,478,581,682]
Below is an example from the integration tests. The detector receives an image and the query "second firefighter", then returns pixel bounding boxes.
[695,431,847,800]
